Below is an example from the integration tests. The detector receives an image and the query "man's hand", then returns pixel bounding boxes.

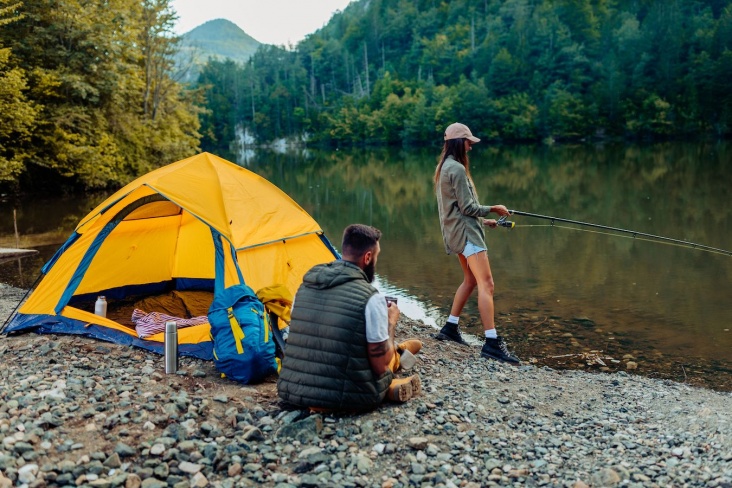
[483,218,498,228]
[490,204,510,217]
[387,301,400,334]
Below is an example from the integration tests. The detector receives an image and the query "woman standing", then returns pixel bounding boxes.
[434,122,519,364]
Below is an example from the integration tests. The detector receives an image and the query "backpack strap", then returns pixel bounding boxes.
[211,228,245,295]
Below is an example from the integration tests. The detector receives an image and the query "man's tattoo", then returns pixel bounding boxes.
[368,341,388,358]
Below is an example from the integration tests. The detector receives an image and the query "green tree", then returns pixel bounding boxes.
[0,22,38,183]
[0,0,200,190]
[190,0,732,146]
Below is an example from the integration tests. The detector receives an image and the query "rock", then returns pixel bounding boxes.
[275,415,323,442]
[104,453,122,469]
[592,468,621,487]
[149,444,165,456]
[114,443,137,458]
[408,437,429,450]
[178,461,203,474]
[240,425,264,441]
[228,463,242,476]
[191,472,208,487]
[18,463,39,484]
[356,454,372,474]
[411,463,425,475]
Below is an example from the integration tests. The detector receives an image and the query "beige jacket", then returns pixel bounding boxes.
[436,157,492,254]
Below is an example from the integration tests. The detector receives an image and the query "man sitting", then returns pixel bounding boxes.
[278,224,422,411]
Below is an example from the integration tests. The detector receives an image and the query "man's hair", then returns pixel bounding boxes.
[341,224,382,258]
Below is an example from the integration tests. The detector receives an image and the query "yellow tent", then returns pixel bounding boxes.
[5,153,339,359]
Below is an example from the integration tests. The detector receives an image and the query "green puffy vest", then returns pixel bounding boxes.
[277,260,393,410]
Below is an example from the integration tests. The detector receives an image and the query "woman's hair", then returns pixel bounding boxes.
[434,138,472,189]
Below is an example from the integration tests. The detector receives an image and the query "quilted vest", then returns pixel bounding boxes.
[277,260,393,410]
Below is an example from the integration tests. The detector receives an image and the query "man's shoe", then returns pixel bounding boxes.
[409,374,422,397]
[434,322,469,345]
[387,375,420,402]
[397,339,422,355]
[481,336,520,364]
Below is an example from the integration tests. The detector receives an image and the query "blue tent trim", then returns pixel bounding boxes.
[67,278,215,304]
[42,231,81,274]
[4,313,213,361]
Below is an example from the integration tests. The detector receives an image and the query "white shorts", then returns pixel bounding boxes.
[461,241,487,257]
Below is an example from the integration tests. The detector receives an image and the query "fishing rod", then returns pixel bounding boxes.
[496,210,732,257]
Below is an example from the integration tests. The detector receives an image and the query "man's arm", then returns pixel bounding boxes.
[366,296,399,376]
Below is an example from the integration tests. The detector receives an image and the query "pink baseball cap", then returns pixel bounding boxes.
[444,122,480,143]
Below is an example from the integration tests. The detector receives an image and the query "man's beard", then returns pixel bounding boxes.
[364,260,375,283]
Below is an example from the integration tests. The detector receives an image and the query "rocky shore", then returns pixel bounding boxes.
[1,283,731,488]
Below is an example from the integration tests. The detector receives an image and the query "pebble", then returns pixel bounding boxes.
[0,304,729,488]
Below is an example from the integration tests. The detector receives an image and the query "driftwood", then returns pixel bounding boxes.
[548,351,609,366]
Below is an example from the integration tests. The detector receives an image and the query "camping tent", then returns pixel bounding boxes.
[4,152,339,359]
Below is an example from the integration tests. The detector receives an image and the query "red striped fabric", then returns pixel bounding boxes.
[131,308,208,339]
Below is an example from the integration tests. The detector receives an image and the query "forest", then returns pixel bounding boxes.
[1,0,731,191]
[200,0,732,148]
[0,0,201,191]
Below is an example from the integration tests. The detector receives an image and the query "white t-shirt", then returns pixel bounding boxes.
[365,292,389,343]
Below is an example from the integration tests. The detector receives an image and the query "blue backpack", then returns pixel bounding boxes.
[208,230,278,383]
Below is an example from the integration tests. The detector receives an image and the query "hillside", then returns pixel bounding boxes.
[195,0,732,146]
[176,19,261,84]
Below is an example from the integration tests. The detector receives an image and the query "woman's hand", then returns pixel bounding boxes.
[483,218,498,228]
[490,204,510,217]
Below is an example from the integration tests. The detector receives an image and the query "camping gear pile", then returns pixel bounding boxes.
[3,152,339,382]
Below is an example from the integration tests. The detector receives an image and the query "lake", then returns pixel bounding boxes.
[2,141,731,390]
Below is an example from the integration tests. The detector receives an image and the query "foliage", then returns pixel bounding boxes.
[0,47,38,182]
[196,0,732,148]
[0,0,201,191]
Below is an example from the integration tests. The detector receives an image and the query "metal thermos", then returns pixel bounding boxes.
[164,321,178,374]
[94,296,107,317]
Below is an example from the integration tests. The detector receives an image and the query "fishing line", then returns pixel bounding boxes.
[509,223,732,257]
[497,210,732,257]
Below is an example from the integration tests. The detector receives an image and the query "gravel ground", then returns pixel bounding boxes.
[1,283,731,488]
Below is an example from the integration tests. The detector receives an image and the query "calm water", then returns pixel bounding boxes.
[2,142,731,384]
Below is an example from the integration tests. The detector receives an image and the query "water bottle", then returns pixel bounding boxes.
[94,296,107,318]
[164,321,178,374]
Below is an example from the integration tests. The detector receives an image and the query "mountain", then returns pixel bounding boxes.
[175,19,261,84]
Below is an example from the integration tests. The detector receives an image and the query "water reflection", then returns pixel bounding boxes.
[2,142,731,387]
[231,142,732,363]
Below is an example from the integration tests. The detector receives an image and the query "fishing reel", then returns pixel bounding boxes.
[497,216,515,229]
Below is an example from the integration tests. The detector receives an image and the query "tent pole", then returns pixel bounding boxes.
[0,273,42,334]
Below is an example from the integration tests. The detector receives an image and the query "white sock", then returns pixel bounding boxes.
[447,315,460,325]
[485,329,498,339]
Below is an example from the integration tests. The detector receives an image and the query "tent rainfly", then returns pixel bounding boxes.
[4,152,339,359]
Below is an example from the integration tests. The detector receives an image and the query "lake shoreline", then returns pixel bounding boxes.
[1,282,731,487]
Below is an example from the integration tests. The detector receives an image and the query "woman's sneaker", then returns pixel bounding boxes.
[434,322,470,345]
[481,336,520,364]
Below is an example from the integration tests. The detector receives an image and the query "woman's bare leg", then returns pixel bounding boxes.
[449,253,477,317]
[466,251,495,331]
